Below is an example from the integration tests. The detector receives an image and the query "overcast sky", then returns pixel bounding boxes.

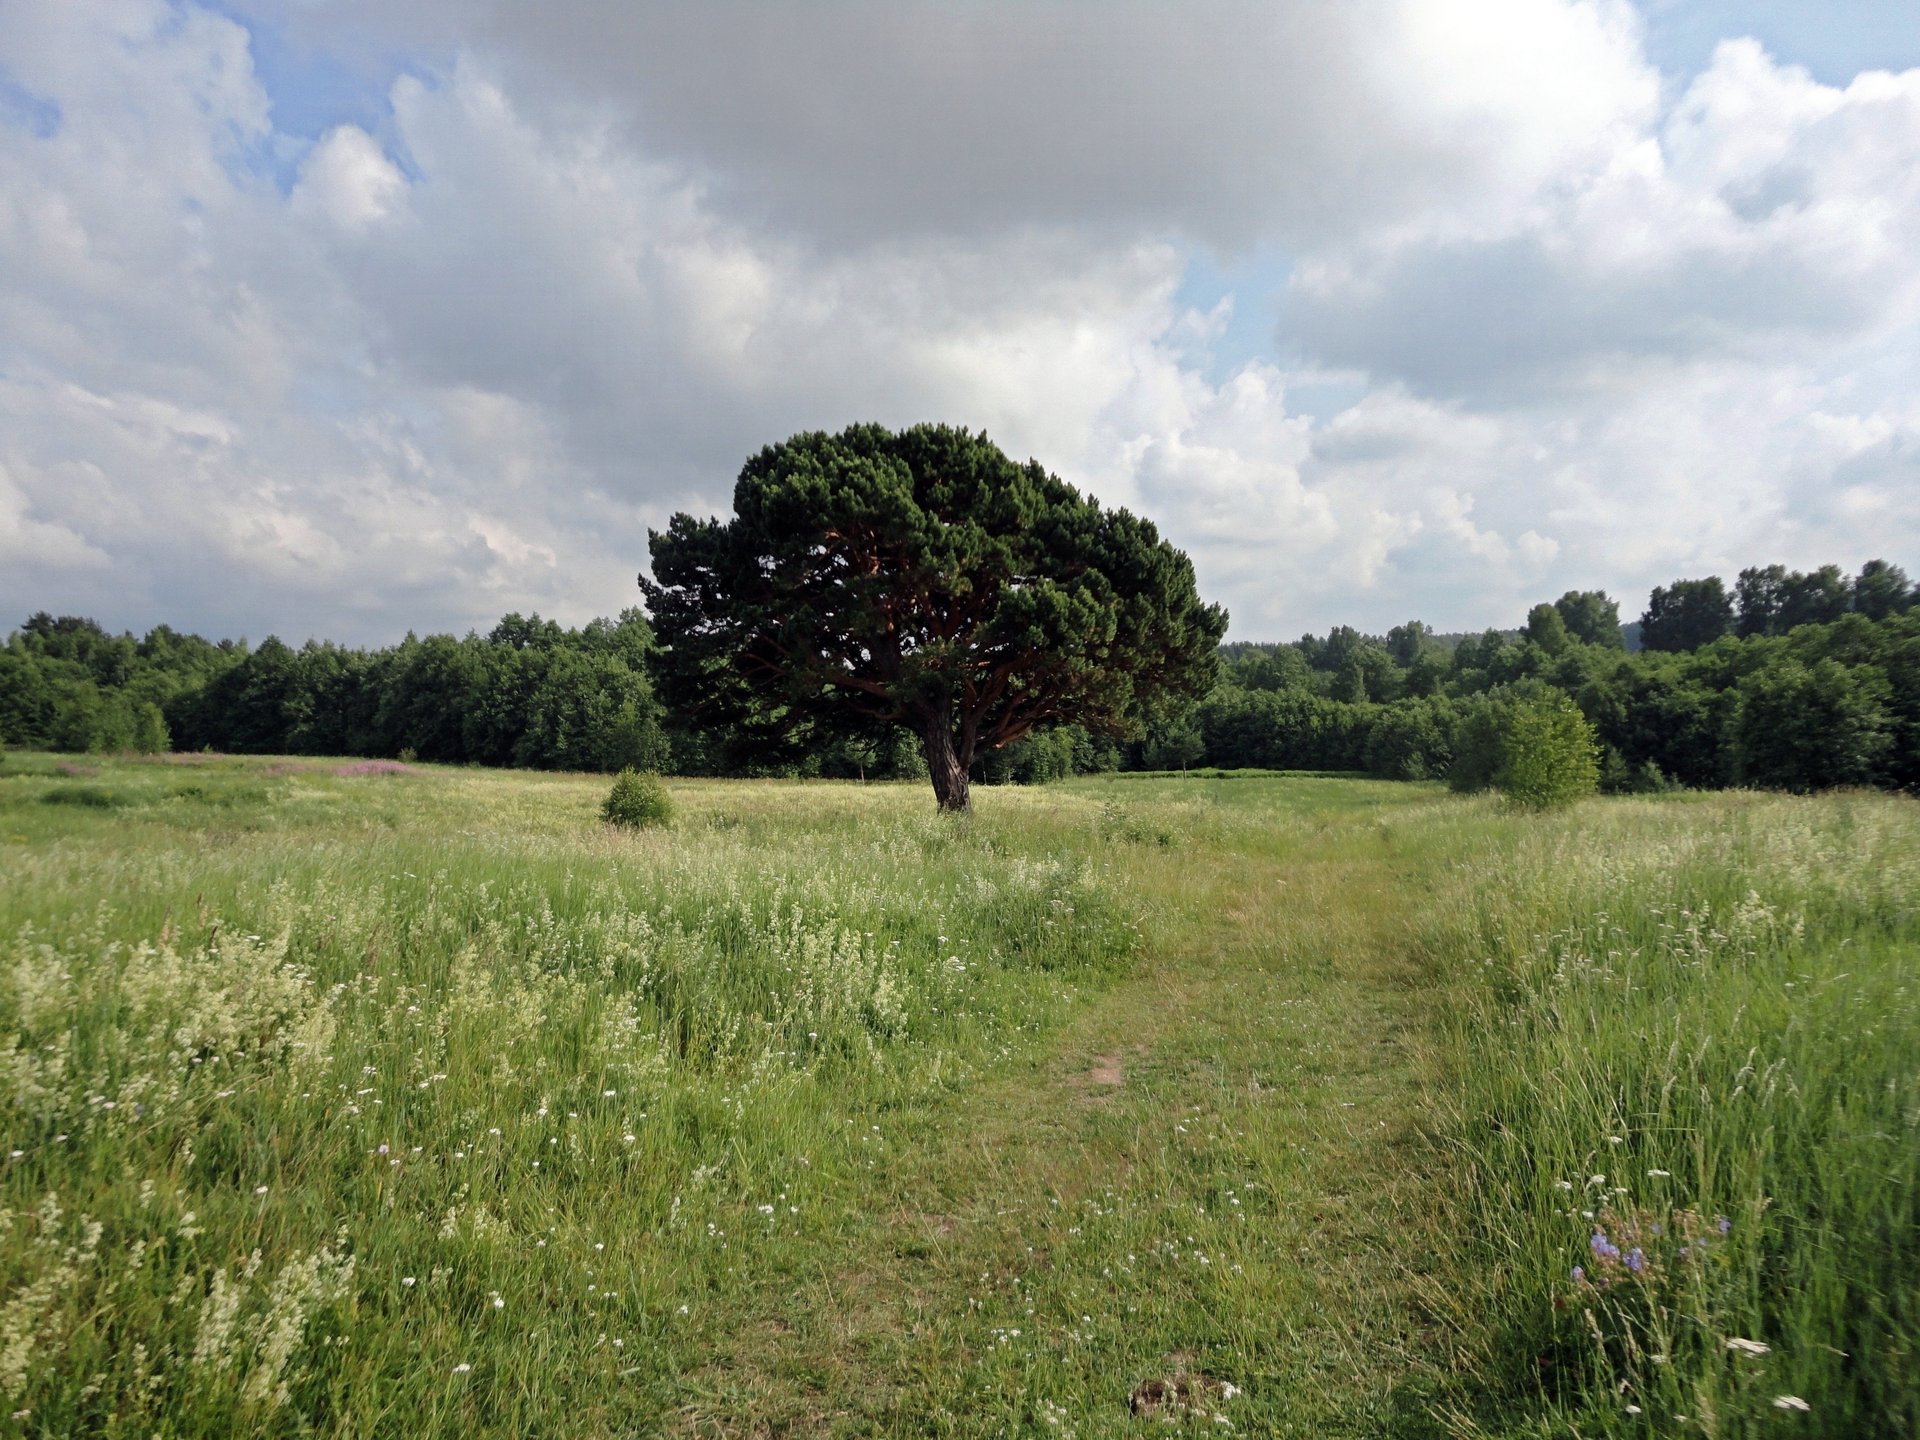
[3,1,1916,644]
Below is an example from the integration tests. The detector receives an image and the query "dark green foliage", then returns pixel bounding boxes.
[6,610,668,776]
[1735,564,1789,637]
[1737,563,1854,637]
[1852,559,1913,621]
[1139,713,1206,772]
[1196,686,1371,771]
[1732,658,1890,792]
[1587,662,1733,788]
[7,552,1914,799]
[1524,603,1570,656]
[1224,646,1312,693]
[1639,577,1732,652]
[1446,688,1599,805]
[1203,564,1914,799]
[1552,590,1625,648]
[642,424,1226,811]
[1362,698,1454,780]
[601,767,672,828]
[130,702,170,755]
[1778,564,1853,630]
[1384,620,1433,666]
[1447,694,1510,794]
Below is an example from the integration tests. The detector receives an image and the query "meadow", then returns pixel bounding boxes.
[0,753,1912,1436]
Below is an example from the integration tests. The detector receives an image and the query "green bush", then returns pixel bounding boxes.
[1363,697,1453,780]
[131,701,170,755]
[1496,694,1599,809]
[1446,693,1513,793]
[601,767,672,828]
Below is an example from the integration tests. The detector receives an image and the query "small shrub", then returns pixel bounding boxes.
[131,701,171,755]
[1496,694,1599,809]
[602,767,672,828]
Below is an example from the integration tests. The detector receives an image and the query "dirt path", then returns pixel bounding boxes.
[675,802,1449,1436]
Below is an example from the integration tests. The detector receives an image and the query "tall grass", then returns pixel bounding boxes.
[1426,791,1920,1437]
[2,754,1914,1436]
[0,758,1135,1436]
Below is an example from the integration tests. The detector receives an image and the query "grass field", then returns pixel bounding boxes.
[0,753,1913,1436]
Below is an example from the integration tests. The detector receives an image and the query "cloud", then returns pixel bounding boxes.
[249,0,1659,251]
[1283,40,1920,397]
[0,1,1916,649]
[293,125,406,230]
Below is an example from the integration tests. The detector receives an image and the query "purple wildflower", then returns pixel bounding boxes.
[1625,1248,1646,1274]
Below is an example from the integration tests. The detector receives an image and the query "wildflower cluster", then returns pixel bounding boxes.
[1571,1203,1731,1294]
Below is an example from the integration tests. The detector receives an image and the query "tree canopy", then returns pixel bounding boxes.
[1640,576,1733,652]
[641,423,1227,810]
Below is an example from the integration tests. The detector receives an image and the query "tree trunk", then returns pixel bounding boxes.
[922,715,972,813]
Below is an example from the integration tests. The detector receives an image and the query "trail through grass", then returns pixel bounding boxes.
[665,775,1456,1435]
[1,754,1913,1436]
[0,757,1455,1436]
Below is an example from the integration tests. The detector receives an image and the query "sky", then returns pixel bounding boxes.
[1,2,1917,645]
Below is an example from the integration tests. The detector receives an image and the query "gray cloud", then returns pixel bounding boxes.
[1,3,1916,649]
[252,0,1659,250]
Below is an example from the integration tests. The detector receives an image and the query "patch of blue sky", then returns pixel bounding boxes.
[1171,247,1292,381]
[199,2,432,193]
[0,67,61,138]
[1174,247,1373,426]
[1639,0,1920,87]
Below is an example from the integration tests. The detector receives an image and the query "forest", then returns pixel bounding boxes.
[3,558,1914,795]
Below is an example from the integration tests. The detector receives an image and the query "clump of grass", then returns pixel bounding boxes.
[39,786,125,809]
[601,767,671,828]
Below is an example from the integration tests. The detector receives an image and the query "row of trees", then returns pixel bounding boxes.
[5,568,1914,798]
[1640,560,1913,651]
[1,611,671,774]
[1180,575,1916,794]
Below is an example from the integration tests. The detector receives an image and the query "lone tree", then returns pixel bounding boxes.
[641,424,1227,812]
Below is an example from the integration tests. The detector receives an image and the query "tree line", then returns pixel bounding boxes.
[0,611,669,774]
[1185,562,1916,794]
[3,557,1914,796]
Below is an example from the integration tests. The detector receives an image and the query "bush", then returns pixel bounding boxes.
[602,767,671,828]
[1731,657,1891,792]
[1446,694,1510,793]
[132,701,170,755]
[1363,698,1453,780]
[1496,694,1599,809]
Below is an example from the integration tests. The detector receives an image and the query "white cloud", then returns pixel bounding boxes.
[0,1,1916,649]
[293,125,406,230]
